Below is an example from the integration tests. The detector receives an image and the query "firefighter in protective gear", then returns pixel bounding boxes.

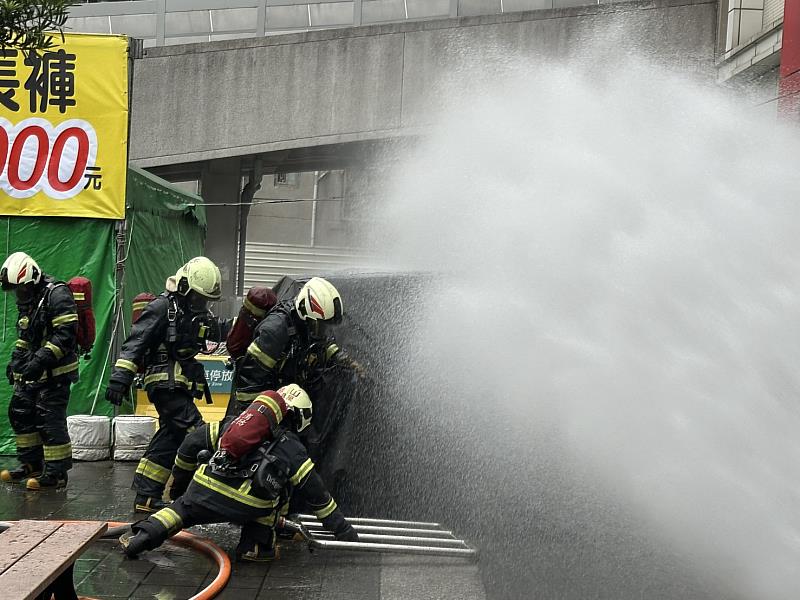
[232,277,362,414]
[212,383,312,470]
[0,252,79,490]
[119,385,358,561]
[104,256,226,513]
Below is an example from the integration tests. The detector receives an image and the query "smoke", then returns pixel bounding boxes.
[369,50,800,599]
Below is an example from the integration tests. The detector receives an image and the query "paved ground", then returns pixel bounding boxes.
[0,460,485,600]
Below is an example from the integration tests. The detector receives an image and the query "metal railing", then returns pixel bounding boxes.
[66,0,604,47]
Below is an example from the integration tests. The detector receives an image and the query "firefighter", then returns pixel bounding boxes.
[119,384,358,561]
[0,252,79,490]
[104,256,225,513]
[232,277,362,414]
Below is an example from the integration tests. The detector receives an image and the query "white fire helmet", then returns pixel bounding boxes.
[1,252,42,290]
[165,256,222,300]
[277,384,312,432]
[294,277,343,323]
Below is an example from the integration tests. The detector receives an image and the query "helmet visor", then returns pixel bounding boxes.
[297,406,312,432]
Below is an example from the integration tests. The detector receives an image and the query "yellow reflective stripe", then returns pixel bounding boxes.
[50,362,78,377]
[255,514,276,526]
[290,458,314,485]
[313,498,338,520]
[325,344,340,360]
[43,443,72,461]
[209,421,220,447]
[235,390,259,403]
[246,342,277,368]
[115,359,138,373]
[44,342,64,360]
[132,301,149,310]
[135,458,171,484]
[72,292,85,301]
[152,507,183,533]
[15,339,30,350]
[193,465,277,509]
[52,313,78,326]
[143,367,189,387]
[16,432,42,448]
[243,297,267,318]
[174,455,196,471]
[254,395,283,424]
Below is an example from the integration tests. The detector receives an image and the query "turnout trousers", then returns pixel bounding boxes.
[133,387,203,498]
[132,493,277,556]
[7,380,72,476]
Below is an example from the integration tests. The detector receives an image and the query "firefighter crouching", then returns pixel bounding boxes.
[0,252,79,490]
[104,256,227,513]
[232,277,363,414]
[119,384,358,561]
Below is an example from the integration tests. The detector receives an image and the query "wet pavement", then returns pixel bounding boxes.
[0,460,485,600]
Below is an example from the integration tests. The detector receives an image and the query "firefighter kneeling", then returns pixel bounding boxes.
[119,384,358,561]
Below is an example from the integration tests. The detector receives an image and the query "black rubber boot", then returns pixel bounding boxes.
[236,542,279,562]
[26,471,67,490]
[119,530,151,558]
[0,462,43,483]
[134,495,169,514]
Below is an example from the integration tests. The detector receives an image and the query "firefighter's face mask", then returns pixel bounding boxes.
[186,290,210,314]
[14,284,36,303]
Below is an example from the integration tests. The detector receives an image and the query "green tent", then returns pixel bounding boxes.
[0,167,206,454]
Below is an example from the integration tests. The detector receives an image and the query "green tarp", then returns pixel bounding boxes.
[120,167,206,338]
[0,166,206,454]
[0,218,116,453]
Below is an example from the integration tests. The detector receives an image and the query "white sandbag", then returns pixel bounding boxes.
[113,415,156,461]
[67,415,111,461]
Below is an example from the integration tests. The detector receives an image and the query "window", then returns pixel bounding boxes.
[274,172,300,187]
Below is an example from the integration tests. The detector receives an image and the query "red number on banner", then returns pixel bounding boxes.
[0,128,7,176]
[7,125,49,191]
[48,127,90,192]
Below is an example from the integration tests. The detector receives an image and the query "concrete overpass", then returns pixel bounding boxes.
[122,0,718,301]
[130,0,717,171]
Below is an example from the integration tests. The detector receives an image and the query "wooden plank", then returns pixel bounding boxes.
[0,521,107,600]
[0,521,62,575]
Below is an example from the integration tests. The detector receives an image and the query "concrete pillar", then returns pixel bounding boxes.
[200,157,242,300]
[779,0,800,121]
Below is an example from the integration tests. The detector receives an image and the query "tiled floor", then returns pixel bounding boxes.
[0,460,484,600]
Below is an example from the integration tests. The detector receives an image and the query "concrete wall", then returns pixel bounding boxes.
[129,0,719,168]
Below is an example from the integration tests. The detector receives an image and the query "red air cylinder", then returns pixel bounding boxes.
[67,276,95,357]
[226,287,278,359]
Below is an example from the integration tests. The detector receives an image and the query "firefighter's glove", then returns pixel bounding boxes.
[208,450,235,476]
[21,357,45,382]
[5,364,14,386]
[105,380,129,406]
[334,525,359,543]
[336,352,366,379]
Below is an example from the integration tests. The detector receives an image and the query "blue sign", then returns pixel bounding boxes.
[199,357,233,394]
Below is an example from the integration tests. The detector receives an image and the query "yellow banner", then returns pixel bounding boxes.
[0,33,128,219]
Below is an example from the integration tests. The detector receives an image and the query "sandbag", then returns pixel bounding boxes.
[67,415,111,461]
[112,415,156,461]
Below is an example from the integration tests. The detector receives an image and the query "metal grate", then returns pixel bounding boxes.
[285,514,479,560]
